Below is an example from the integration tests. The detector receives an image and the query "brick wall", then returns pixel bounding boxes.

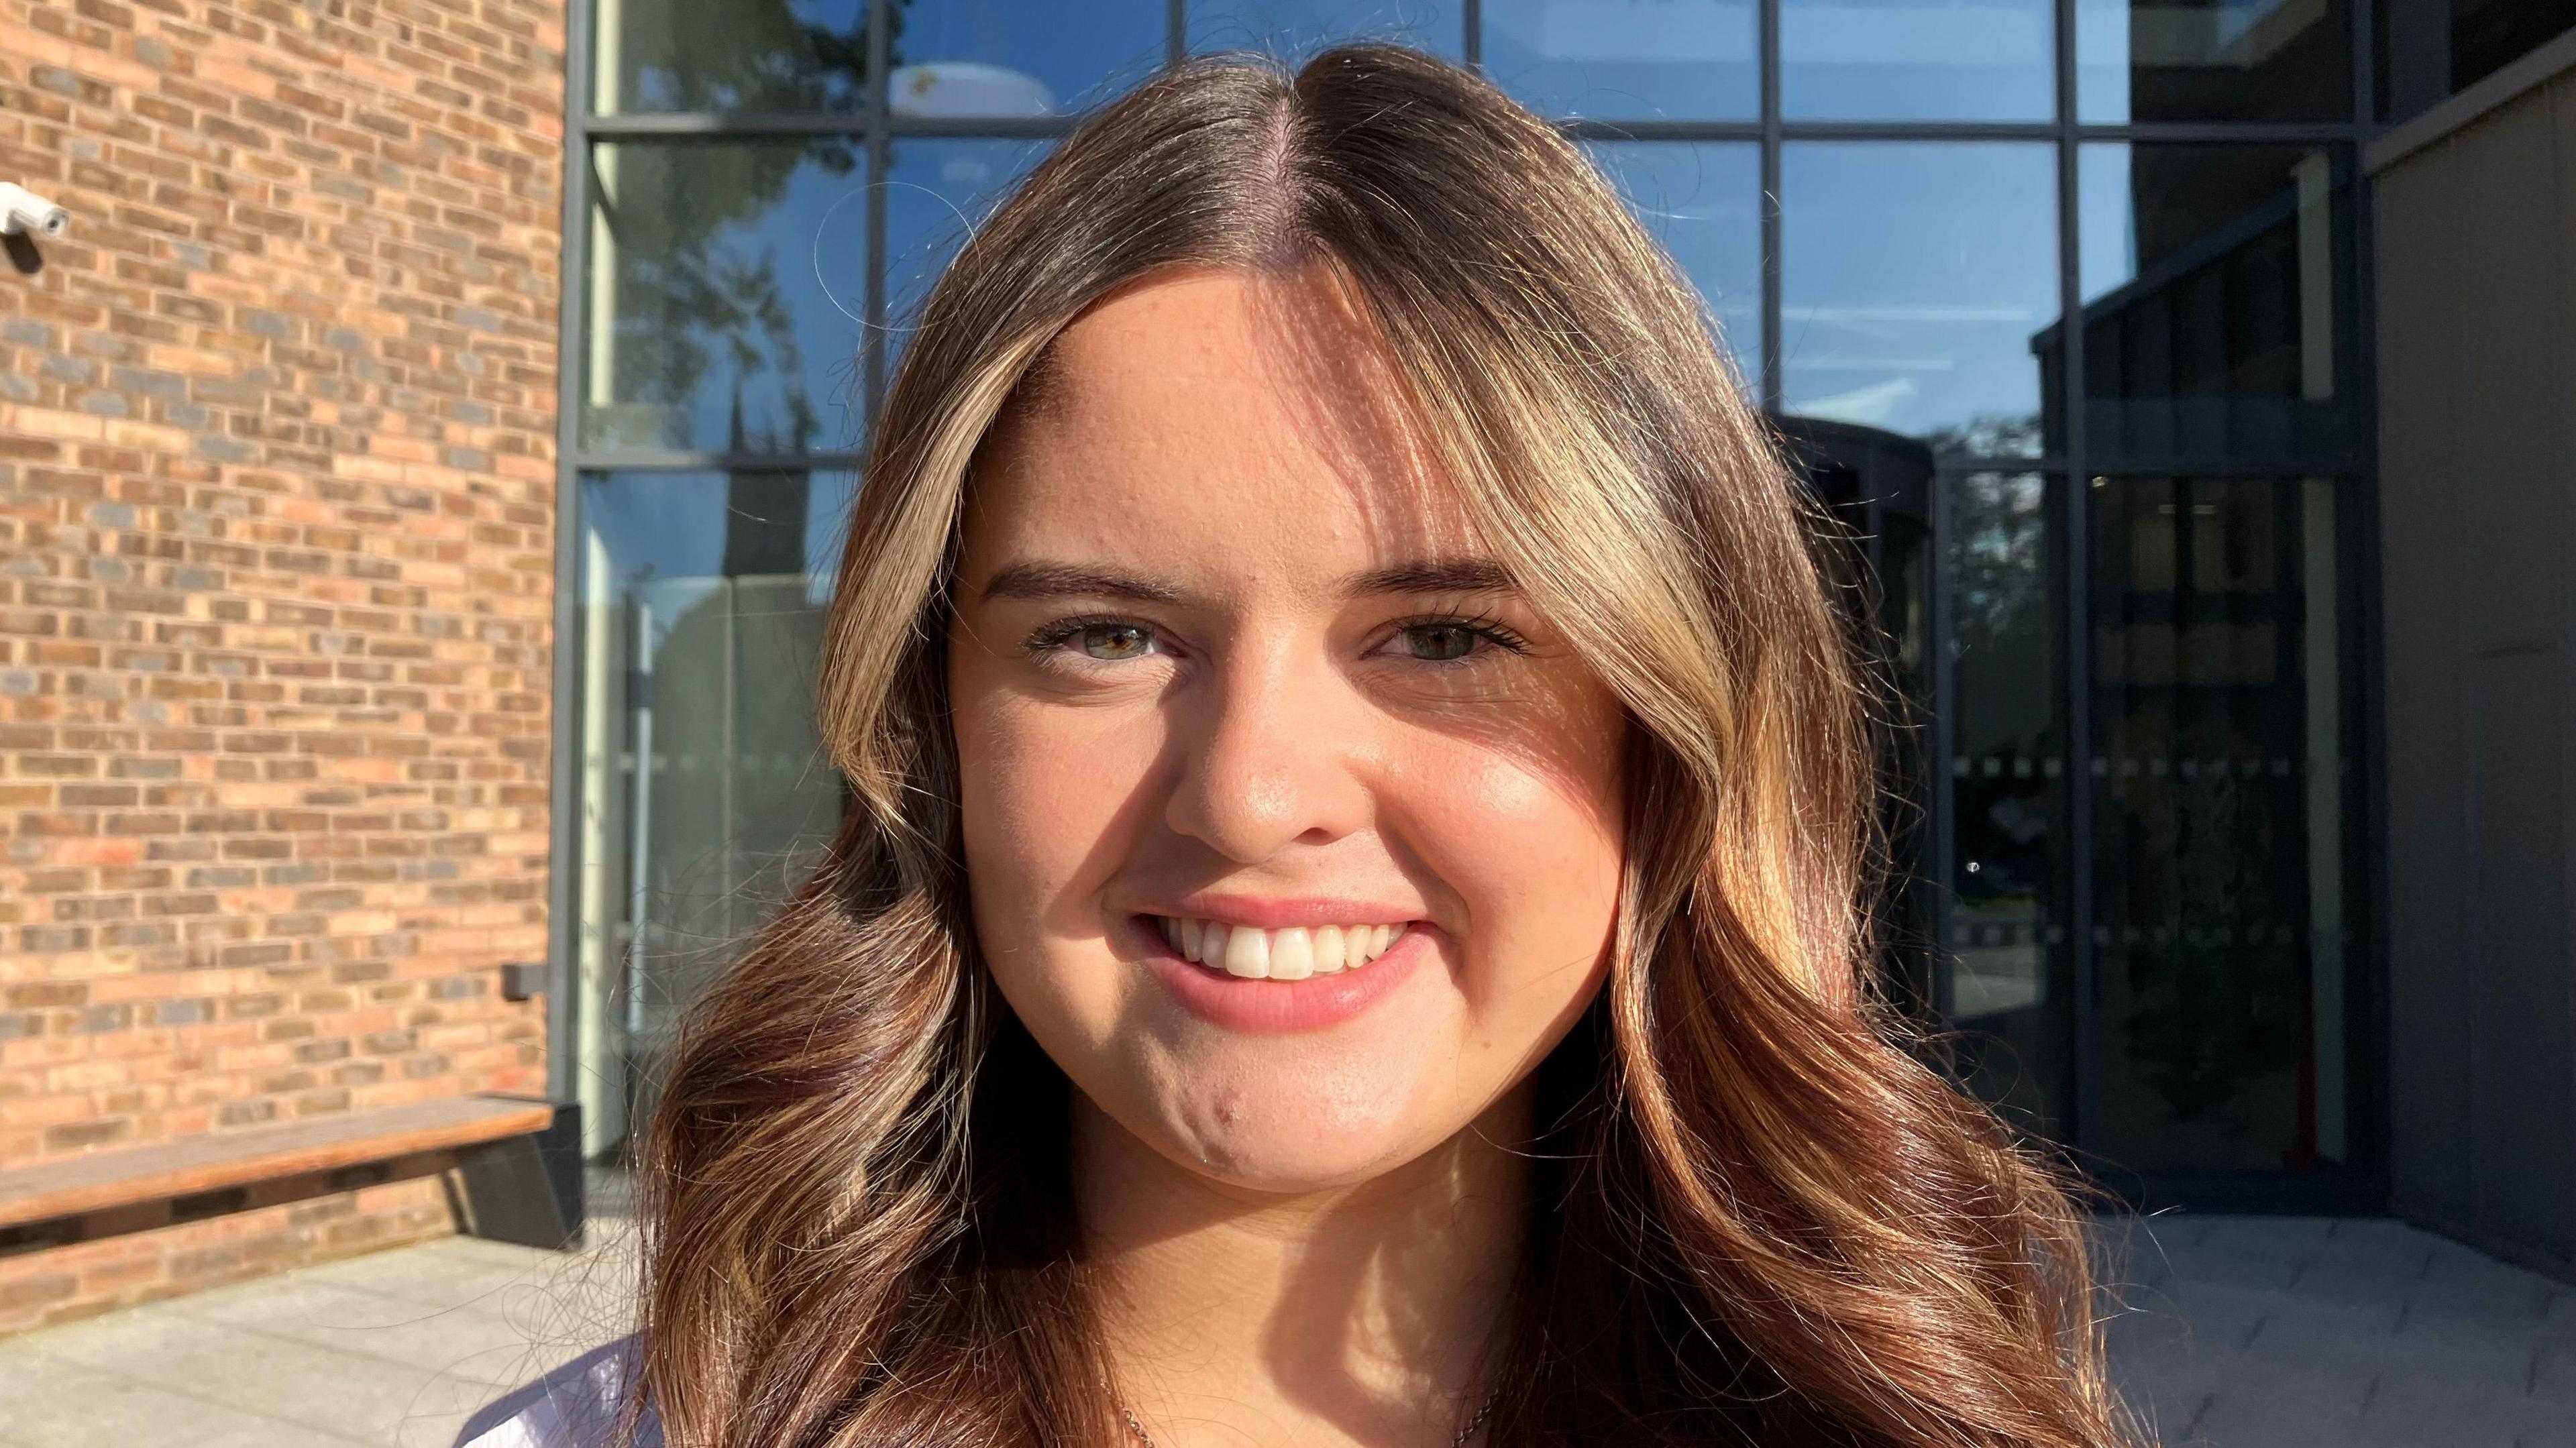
[0,0,565,1331]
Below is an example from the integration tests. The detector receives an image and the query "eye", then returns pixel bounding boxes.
[1076,622,1155,660]
[1381,614,1531,664]
[1398,623,1483,662]
[1024,615,1165,665]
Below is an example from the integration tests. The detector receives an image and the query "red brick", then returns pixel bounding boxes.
[0,0,564,1333]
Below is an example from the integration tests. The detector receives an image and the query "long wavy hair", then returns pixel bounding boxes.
[616,42,2143,1448]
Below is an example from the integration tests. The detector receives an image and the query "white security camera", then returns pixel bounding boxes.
[0,183,68,239]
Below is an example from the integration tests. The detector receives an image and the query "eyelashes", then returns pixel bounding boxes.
[1402,606,1531,658]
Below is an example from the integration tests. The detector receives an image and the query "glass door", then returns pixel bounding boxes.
[571,470,851,1162]
[2088,476,2364,1176]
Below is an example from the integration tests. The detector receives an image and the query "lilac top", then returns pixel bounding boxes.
[454,1335,662,1448]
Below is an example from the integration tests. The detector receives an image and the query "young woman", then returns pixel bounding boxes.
[464,42,2141,1448]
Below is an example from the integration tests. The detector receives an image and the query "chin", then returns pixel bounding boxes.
[1146,1060,1443,1192]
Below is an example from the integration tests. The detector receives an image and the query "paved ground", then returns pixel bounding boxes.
[2099,1215,2575,1447]
[0,1210,2567,1447]
[0,1211,641,1448]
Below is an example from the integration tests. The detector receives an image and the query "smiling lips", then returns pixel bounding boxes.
[1151,916,1411,981]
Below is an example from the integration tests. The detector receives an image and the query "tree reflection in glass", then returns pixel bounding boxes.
[594,0,871,113]
[583,141,871,454]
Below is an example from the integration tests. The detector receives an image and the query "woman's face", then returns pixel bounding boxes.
[948,266,1625,1192]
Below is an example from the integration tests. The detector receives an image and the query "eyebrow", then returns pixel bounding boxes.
[1344,558,1517,598]
[977,561,1186,604]
[975,556,1519,605]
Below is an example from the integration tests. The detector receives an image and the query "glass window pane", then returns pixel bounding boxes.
[892,1,1167,117]
[2073,144,2359,469]
[1486,0,1756,119]
[884,138,1056,376]
[1947,471,2074,1141]
[2090,476,2364,1173]
[1187,0,1464,60]
[1780,422,1941,1017]
[582,141,871,455]
[1783,0,2055,120]
[1587,142,1762,385]
[591,0,871,114]
[2076,0,2351,123]
[1782,142,2059,459]
[570,468,855,1158]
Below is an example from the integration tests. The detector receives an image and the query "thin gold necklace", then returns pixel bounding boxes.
[1114,1387,1501,1448]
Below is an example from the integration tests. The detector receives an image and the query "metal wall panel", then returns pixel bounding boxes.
[2374,64,2576,1276]
[2467,649,2571,1256]
[2371,145,2474,1229]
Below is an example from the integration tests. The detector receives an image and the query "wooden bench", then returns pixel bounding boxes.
[0,1094,584,1249]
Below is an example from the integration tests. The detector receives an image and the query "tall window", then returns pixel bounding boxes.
[555,0,2383,1203]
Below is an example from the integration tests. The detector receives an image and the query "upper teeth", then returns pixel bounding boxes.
[1155,917,1408,980]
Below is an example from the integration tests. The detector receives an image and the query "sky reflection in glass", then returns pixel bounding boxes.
[1187,0,1464,60]
[1782,0,2055,120]
[895,0,1166,115]
[1587,140,1763,382]
[1781,142,2059,455]
[1487,0,1756,119]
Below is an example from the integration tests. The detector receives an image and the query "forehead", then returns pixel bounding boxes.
[963,266,1479,568]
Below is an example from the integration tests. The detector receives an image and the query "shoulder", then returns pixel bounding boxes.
[452,1334,661,1448]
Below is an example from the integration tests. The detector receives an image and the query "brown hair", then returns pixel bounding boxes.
[620,42,2145,1448]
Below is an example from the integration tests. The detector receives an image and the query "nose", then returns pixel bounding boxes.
[1163,638,1371,863]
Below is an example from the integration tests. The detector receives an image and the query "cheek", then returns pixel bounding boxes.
[1397,730,1625,1013]
[951,671,1161,967]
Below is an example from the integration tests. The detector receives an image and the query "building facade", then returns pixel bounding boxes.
[550,0,2396,1215]
[0,0,566,1330]
[2,0,2571,1331]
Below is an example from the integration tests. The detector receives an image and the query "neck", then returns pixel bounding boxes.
[1073,1086,1534,1447]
